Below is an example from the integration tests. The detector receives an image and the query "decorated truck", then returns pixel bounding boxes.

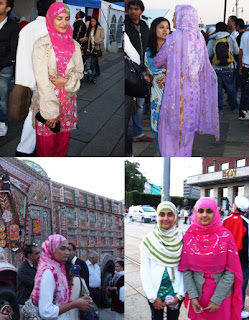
[0,158,124,318]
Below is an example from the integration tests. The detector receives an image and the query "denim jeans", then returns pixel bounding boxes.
[0,65,13,125]
[215,69,238,112]
[90,56,100,75]
[132,97,144,138]
[239,67,249,117]
[148,300,182,320]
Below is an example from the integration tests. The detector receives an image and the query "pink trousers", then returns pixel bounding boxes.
[36,132,70,157]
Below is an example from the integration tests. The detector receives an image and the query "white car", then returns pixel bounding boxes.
[128,205,157,223]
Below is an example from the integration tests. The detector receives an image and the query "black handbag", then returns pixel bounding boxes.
[125,57,150,98]
[92,49,102,57]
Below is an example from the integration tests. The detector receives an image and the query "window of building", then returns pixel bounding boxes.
[116,16,123,45]
[207,165,214,173]
[205,188,214,198]
[236,159,246,168]
[109,15,117,44]
[221,162,229,170]
[233,186,245,198]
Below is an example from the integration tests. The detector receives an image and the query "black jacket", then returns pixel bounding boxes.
[73,20,86,43]
[109,274,124,314]
[124,15,149,67]
[16,260,37,305]
[0,17,19,71]
[75,258,89,288]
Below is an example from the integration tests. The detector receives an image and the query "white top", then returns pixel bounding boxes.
[15,16,48,90]
[0,17,7,30]
[72,256,77,265]
[39,269,70,320]
[90,30,95,46]
[240,31,249,65]
[140,252,186,302]
[123,32,140,65]
[86,260,101,288]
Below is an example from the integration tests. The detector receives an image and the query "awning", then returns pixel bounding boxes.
[64,0,101,8]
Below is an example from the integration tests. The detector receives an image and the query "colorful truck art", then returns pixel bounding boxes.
[0,158,124,307]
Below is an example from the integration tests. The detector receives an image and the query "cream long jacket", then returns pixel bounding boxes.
[82,25,106,62]
[32,34,84,121]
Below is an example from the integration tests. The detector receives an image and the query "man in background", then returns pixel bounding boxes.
[68,242,89,288]
[86,250,101,307]
[0,0,19,137]
[73,10,86,44]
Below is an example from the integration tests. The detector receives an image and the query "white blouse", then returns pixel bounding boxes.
[140,252,186,302]
[39,269,70,320]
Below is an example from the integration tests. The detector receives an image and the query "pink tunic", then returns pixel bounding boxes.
[188,273,232,320]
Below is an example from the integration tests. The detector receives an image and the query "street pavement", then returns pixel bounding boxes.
[125,217,249,320]
[132,92,249,157]
[0,51,124,156]
[99,307,115,319]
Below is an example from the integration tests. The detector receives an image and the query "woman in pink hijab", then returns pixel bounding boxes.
[179,197,243,320]
[153,5,219,156]
[30,234,92,320]
[32,3,83,157]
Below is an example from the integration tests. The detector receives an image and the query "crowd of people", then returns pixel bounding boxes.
[13,236,124,320]
[125,0,249,157]
[140,195,249,319]
[0,0,105,157]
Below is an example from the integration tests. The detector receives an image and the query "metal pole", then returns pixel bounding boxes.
[224,0,227,22]
[161,158,171,202]
[236,0,238,17]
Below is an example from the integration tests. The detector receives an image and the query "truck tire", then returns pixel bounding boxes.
[0,286,20,320]
[129,216,133,222]
[101,272,112,308]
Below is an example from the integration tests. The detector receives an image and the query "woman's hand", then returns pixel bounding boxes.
[191,298,203,314]
[153,297,167,310]
[108,286,117,291]
[167,296,180,306]
[203,301,219,313]
[144,75,153,83]
[156,76,166,85]
[75,296,93,311]
[46,119,57,128]
[50,75,68,87]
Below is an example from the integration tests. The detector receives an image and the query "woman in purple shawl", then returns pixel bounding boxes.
[153,5,219,156]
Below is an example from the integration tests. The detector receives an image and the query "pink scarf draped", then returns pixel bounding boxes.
[46,2,75,77]
[179,197,243,320]
[30,234,71,306]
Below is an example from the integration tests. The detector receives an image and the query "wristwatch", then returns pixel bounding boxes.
[176,294,183,301]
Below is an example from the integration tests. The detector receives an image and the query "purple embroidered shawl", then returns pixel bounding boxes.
[153,5,219,156]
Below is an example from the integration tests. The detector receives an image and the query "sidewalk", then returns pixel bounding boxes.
[132,92,249,157]
[0,51,124,156]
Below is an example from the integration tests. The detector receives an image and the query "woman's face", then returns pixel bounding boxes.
[53,240,69,263]
[115,262,124,272]
[158,210,175,229]
[196,207,215,225]
[156,21,170,40]
[172,12,176,29]
[91,19,97,27]
[53,13,70,34]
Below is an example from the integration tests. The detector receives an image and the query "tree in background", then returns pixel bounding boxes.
[125,160,147,193]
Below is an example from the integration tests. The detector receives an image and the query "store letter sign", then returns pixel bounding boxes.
[222,169,236,179]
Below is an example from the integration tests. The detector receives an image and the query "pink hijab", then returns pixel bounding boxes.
[46,2,75,77]
[30,234,71,306]
[179,197,243,320]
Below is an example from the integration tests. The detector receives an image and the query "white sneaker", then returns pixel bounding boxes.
[0,123,8,137]
[241,310,249,319]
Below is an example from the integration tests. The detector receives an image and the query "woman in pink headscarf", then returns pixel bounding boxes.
[178,197,243,320]
[32,3,83,157]
[153,5,219,156]
[30,234,92,320]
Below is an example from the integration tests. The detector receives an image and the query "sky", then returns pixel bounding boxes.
[142,0,249,26]
[127,157,202,197]
[17,157,124,201]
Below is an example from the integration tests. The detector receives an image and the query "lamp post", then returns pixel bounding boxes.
[161,158,170,202]
[224,0,227,22]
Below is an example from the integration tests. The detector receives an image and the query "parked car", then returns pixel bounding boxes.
[128,205,157,223]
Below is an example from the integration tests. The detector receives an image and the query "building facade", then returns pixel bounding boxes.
[187,157,249,211]
[183,179,200,199]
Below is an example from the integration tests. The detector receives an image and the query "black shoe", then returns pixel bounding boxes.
[95,73,100,76]
[15,149,37,157]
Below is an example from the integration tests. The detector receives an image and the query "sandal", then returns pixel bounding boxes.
[133,135,154,142]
